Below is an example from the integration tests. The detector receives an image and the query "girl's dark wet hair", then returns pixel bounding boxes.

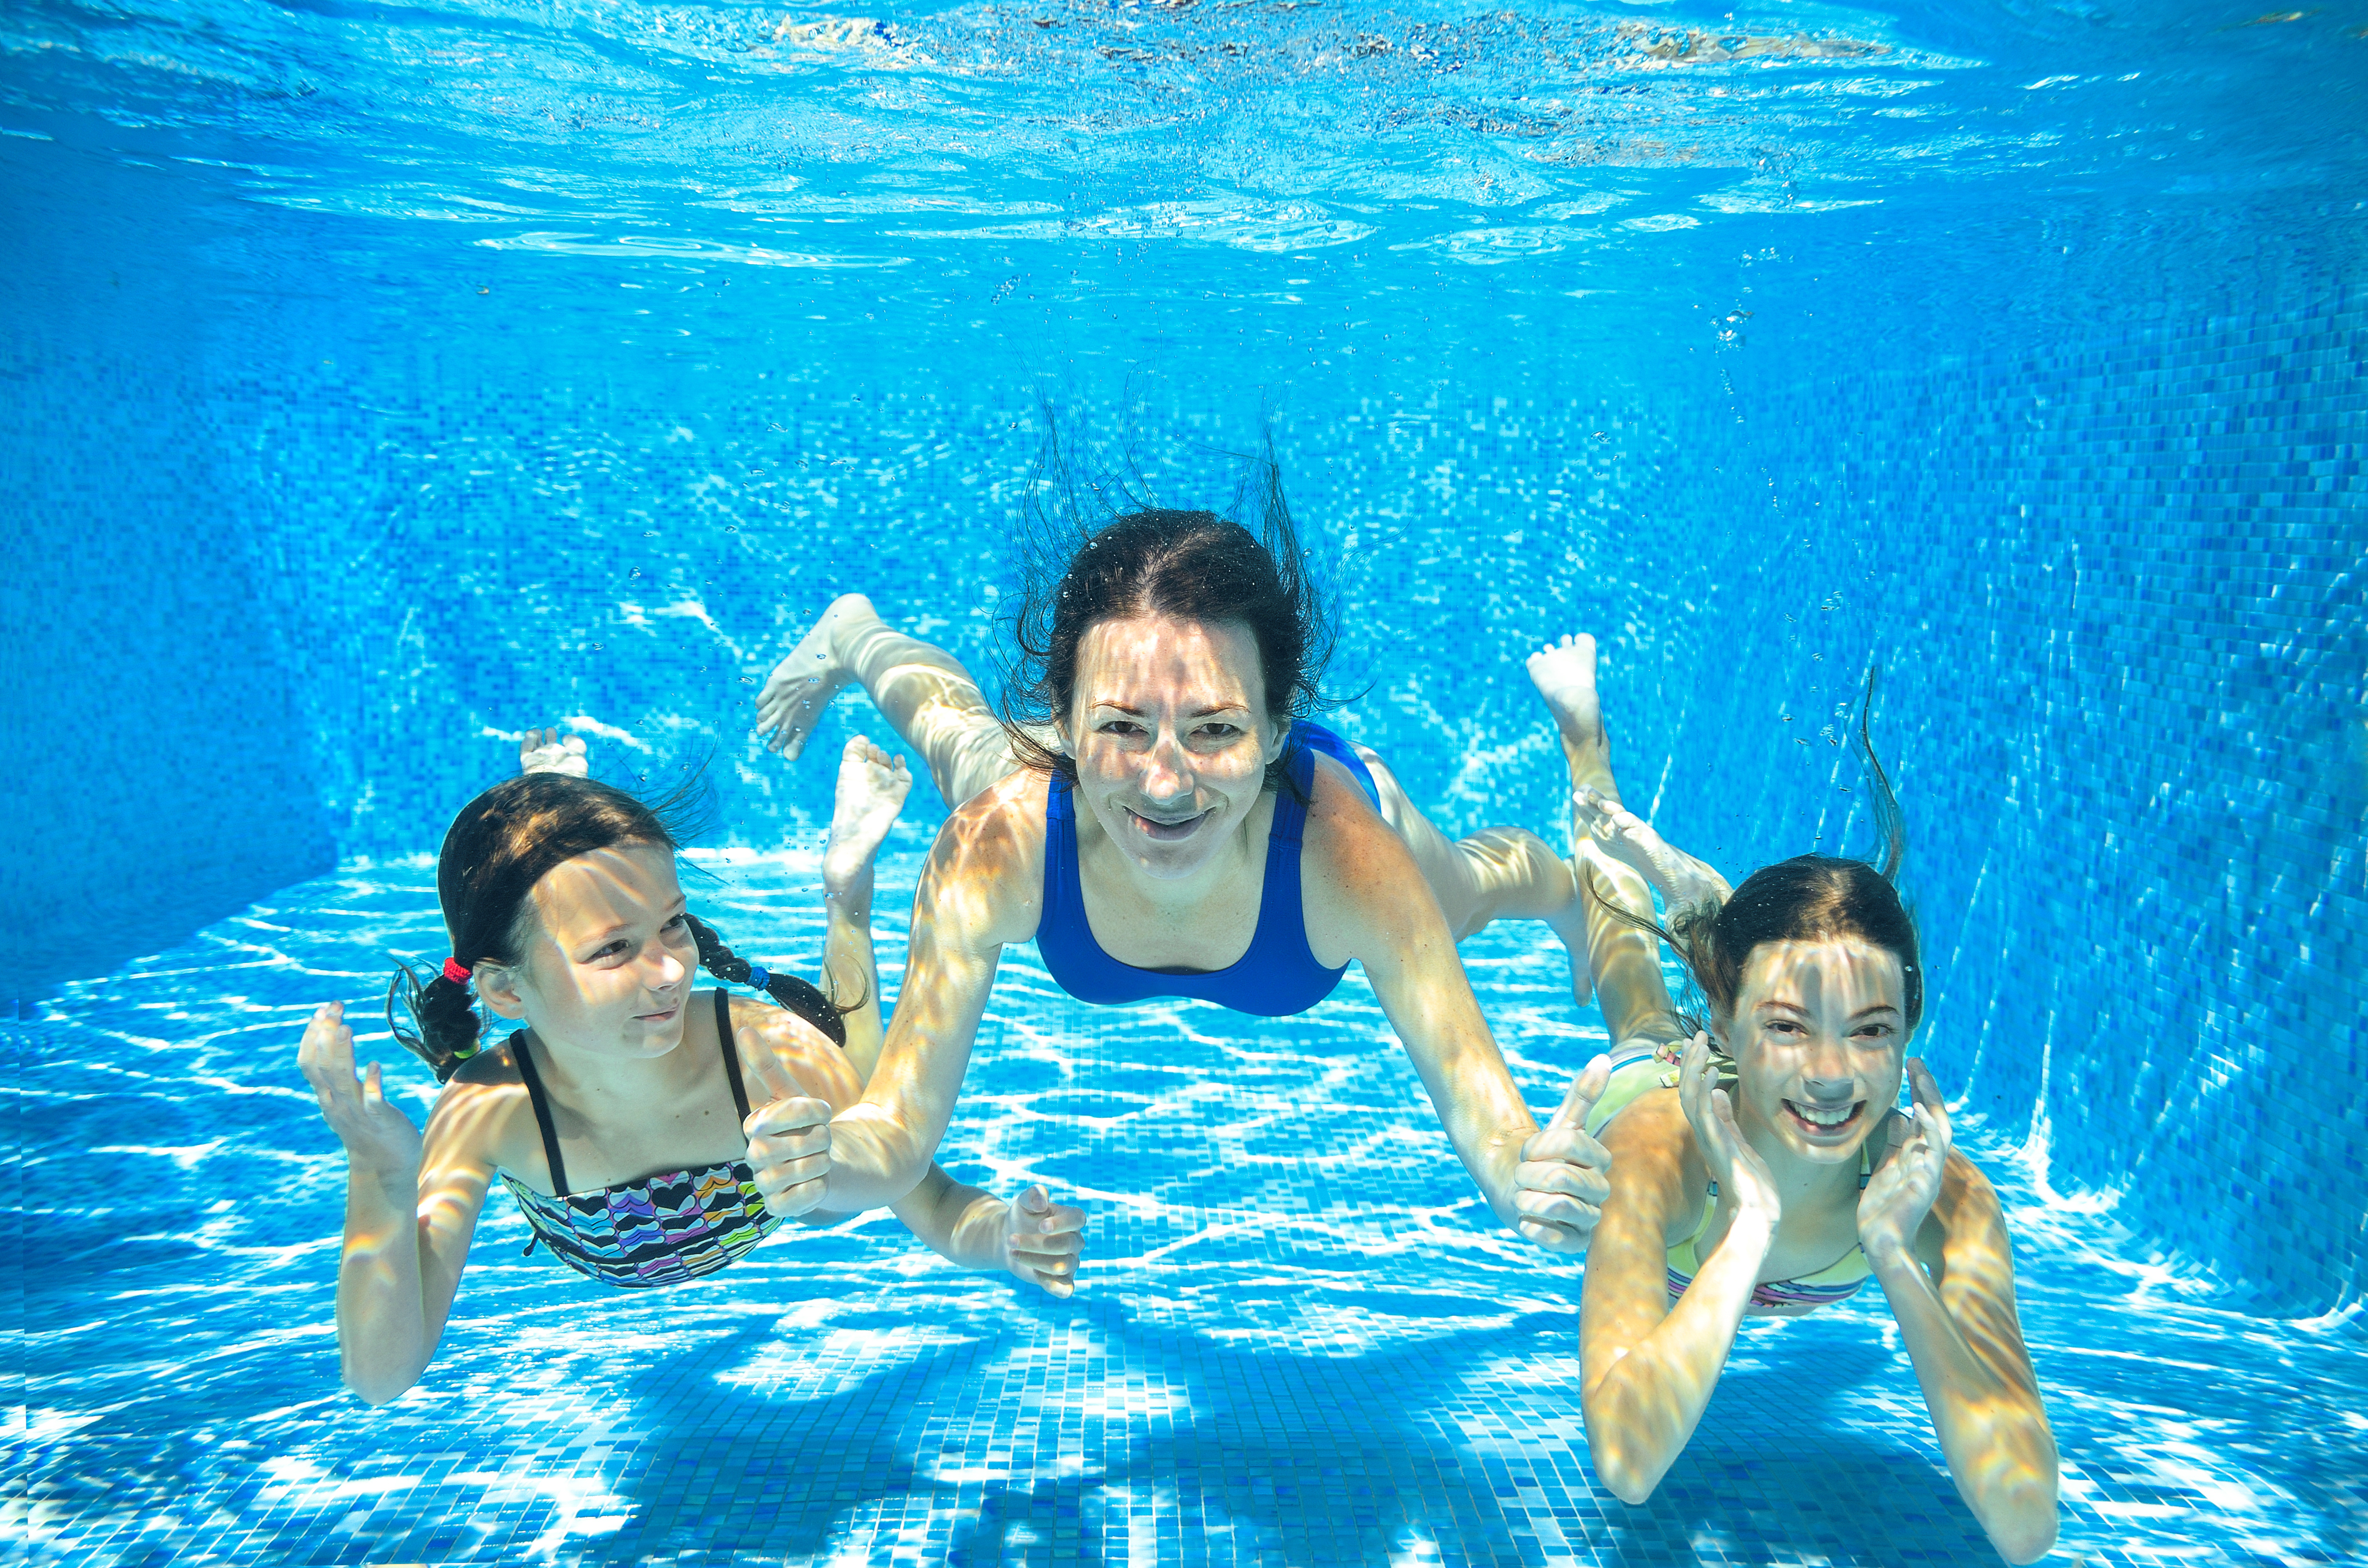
[1614,677,1922,1046]
[1000,425,1344,798]
[388,771,854,1084]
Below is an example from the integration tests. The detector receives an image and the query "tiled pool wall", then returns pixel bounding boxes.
[13,201,2362,1325]
[1639,270,2368,1322]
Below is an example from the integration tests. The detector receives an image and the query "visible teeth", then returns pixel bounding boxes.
[1792,1101,1857,1127]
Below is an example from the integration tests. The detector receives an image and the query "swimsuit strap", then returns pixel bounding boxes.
[715,989,752,1120]
[510,1031,571,1198]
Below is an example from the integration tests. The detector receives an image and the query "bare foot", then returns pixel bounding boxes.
[1526,633,1619,804]
[1570,785,1732,914]
[520,727,589,776]
[756,593,879,760]
[822,736,912,894]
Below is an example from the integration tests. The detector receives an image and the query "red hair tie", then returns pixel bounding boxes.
[442,957,472,985]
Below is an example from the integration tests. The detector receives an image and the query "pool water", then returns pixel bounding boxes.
[6,0,2364,1562]
[15,856,2367,1563]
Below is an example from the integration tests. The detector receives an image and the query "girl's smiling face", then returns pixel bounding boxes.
[1062,613,1288,882]
[1717,936,1908,1166]
[480,841,700,1059]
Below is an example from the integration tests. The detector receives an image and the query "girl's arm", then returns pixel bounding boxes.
[296,1002,498,1405]
[1578,1039,1782,1503]
[1862,1061,2059,1563]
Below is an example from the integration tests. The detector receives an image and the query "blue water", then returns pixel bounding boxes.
[6,0,2365,1562]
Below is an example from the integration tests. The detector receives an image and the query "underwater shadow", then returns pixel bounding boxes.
[1597,1318,2000,1567]
[935,1295,1576,1566]
[593,1311,1018,1563]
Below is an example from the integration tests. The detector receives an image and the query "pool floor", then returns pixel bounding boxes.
[13,858,2364,1566]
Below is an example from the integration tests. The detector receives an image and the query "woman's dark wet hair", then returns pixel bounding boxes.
[1613,677,1921,1048]
[387,771,854,1084]
[1000,425,1344,798]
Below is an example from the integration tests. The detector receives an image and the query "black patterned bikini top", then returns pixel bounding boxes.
[498,990,778,1289]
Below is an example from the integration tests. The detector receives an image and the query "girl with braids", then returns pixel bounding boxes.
[747,448,1621,1257]
[296,732,1085,1406]
[1560,677,2059,1563]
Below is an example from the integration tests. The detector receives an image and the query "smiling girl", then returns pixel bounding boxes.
[1565,710,2059,1563]
[299,734,1083,1406]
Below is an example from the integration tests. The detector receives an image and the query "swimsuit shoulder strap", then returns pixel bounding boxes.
[715,989,752,1121]
[509,1031,571,1198]
[1267,724,1316,847]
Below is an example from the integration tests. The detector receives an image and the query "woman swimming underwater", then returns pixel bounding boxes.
[1566,710,2059,1562]
[298,732,1084,1405]
[743,482,1644,1254]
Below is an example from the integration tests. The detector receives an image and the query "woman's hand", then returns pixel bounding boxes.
[1858,1056,1951,1265]
[1002,1185,1086,1296]
[297,1001,423,1180]
[1675,1031,1780,1227]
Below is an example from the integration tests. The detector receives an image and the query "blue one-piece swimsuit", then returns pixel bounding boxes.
[1036,722,1382,1017]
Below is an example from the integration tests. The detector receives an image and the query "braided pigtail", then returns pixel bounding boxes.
[684,913,857,1048]
[387,963,487,1085]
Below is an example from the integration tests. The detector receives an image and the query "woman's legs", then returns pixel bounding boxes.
[755,594,1023,811]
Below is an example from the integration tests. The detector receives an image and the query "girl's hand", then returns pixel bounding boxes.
[296,1001,424,1179]
[1858,1056,1951,1265]
[1676,1031,1781,1227]
[736,1028,839,1217]
[1003,1185,1086,1297]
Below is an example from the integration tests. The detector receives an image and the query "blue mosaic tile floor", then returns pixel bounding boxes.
[14,855,2364,1566]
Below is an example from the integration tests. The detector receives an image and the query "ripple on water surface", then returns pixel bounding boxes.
[15,857,2365,1564]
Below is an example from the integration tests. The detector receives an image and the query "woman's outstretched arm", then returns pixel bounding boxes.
[779,747,1085,1292]
[1302,766,1614,1250]
[751,772,1045,1218]
[1862,1061,2059,1563]
[296,1002,497,1405]
[1578,1039,1779,1502]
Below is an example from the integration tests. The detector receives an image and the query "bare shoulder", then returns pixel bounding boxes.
[426,1039,533,1176]
[916,766,1050,949]
[724,990,862,1111]
[1299,760,1434,956]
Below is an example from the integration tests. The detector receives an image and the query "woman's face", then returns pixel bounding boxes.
[1063,613,1288,882]
[480,840,700,1061]
[1718,936,1908,1166]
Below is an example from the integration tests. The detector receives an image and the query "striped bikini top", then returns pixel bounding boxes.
[1666,1144,1876,1312]
[498,990,777,1290]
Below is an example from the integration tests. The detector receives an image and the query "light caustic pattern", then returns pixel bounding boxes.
[13,855,2362,1566]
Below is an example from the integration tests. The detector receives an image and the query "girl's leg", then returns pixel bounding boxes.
[755,594,1022,811]
[819,736,913,1073]
[1527,632,1686,1048]
[1345,633,1681,1037]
